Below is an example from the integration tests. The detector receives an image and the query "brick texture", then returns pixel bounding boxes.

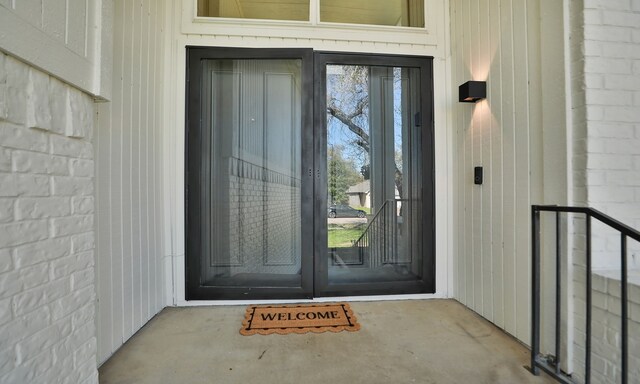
[582,1,640,249]
[573,271,640,384]
[571,1,640,382]
[222,158,301,274]
[0,53,98,384]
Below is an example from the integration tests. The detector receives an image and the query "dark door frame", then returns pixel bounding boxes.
[185,47,435,300]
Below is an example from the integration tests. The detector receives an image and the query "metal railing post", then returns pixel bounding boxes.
[621,234,628,384]
[555,211,562,374]
[393,201,398,261]
[531,206,541,375]
[585,214,592,384]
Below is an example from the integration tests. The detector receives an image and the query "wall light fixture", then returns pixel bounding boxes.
[459,81,486,103]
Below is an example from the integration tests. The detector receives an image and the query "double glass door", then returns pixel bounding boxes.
[186,48,434,300]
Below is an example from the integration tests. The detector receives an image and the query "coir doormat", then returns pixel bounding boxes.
[240,303,360,335]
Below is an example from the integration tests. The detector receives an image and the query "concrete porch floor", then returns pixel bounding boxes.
[99,299,554,384]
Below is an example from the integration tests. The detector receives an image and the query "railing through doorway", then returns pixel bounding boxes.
[531,205,640,384]
[353,199,407,267]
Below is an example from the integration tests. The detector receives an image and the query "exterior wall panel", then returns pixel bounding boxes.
[0,52,98,384]
[95,0,166,365]
[487,0,504,330]
[570,0,640,381]
[581,1,640,269]
[450,0,549,345]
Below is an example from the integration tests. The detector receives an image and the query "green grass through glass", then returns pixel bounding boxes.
[327,223,367,248]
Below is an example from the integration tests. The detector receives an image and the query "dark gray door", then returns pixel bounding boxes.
[186,48,434,300]
[186,48,314,300]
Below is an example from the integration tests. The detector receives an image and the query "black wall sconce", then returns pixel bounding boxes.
[459,81,486,103]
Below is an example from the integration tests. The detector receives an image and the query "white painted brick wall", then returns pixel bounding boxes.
[578,0,640,268]
[571,1,640,382]
[0,53,98,384]
[573,271,640,384]
[583,3,640,229]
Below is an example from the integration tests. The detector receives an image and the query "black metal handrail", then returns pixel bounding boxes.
[531,205,639,384]
[354,199,393,245]
[353,199,408,266]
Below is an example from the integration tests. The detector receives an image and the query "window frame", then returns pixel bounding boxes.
[194,0,426,29]
[183,0,440,48]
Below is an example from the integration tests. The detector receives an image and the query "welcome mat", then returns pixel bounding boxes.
[240,303,361,335]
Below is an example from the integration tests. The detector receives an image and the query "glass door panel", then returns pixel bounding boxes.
[203,58,302,287]
[314,54,434,296]
[186,48,313,300]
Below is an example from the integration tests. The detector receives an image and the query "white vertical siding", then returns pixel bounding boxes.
[95,0,166,365]
[487,0,504,330]
[450,0,544,345]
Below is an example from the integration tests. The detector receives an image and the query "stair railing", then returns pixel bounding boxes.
[353,199,407,266]
[531,205,640,384]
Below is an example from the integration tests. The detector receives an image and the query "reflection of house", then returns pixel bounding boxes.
[346,180,370,208]
[347,180,401,210]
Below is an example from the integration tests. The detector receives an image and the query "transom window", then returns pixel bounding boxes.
[196,0,425,28]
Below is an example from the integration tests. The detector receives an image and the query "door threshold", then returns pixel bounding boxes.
[176,293,447,307]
